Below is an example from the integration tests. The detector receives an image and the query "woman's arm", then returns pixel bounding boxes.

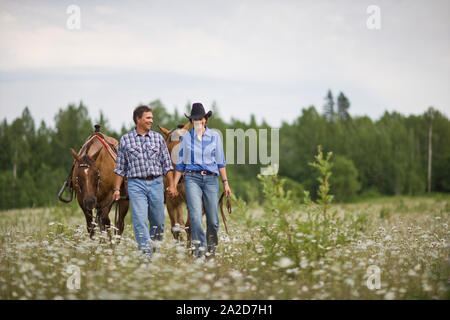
[219,167,231,196]
[173,170,183,186]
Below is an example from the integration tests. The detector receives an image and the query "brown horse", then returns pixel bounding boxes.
[69,133,129,239]
[159,123,191,242]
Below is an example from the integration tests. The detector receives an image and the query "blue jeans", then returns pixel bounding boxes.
[127,177,165,256]
[184,172,219,257]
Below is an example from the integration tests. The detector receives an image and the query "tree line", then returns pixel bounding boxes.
[0,92,449,209]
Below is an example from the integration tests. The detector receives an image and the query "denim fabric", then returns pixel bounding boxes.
[184,172,219,257]
[127,176,165,256]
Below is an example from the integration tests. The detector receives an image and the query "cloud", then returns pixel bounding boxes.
[94,5,117,15]
[0,0,448,129]
[0,10,16,23]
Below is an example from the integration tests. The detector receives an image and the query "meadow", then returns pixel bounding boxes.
[0,182,448,300]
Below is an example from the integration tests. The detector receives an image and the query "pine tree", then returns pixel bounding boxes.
[337,92,350,122]
[323,89,335,122]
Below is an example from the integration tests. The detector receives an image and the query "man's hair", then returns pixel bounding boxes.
[133,105,153,124]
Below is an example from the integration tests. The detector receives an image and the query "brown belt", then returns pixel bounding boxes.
[136,175,160,181]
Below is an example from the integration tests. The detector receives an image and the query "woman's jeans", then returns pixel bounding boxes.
[184,173,220,257]
[127,177,165,257]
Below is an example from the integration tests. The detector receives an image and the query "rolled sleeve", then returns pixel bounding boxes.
[114,137,128,177]
[216,133,226,168]
[175,135,186,172]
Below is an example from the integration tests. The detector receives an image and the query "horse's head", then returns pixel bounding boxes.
[71,147,102,210]
[159,122,190,166]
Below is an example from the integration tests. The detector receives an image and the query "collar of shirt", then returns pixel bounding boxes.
[133,128,150,137]
[190,126,212,138]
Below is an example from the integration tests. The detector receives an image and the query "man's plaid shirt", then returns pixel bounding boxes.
[114,129,173,178]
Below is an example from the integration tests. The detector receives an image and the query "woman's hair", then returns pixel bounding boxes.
[133,105,153,124]
[189,116,209,125]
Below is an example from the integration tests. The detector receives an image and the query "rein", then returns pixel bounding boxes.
[219,192,232,235]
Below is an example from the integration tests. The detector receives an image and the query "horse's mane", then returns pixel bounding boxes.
[169,124,186,134]
[76,138,100,166]
[79,154,95,166]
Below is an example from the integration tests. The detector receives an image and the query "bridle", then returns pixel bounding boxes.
[74,162,101,196]
[74,134,117,198]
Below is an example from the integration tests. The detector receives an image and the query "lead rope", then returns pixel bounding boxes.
[114,200,119,236]
[219,192,232,235]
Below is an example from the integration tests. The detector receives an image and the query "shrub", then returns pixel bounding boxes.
[256,146,367,265]
[330,155,361,202]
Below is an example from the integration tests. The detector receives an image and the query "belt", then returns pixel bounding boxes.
[136,175,160,181]
[187,170,217,176]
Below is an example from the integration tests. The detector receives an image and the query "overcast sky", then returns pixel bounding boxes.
[0,0,449,130]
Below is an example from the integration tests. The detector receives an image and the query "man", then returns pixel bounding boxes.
[113,105,176,258]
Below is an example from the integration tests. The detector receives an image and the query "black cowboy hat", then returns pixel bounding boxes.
[184,103,212,120]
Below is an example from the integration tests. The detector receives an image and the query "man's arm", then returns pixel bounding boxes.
[168,170,182,198]
[166,169,175,188]
[113,174,124,201]
[113,136,127,201]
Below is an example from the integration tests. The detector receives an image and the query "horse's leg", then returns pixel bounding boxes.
[116,199,129,241]
[175,204,186,242]
[166,201,179,241]
[83,209,95,239]
[99,204,113,242]
[78,194,95,239]
[95,207,109,242]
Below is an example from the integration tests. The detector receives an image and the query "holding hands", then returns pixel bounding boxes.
[167,185,178,198]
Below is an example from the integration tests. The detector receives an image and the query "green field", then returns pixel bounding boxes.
[0,192,449,300]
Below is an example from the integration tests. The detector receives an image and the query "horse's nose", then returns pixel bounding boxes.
[83,197,97,210]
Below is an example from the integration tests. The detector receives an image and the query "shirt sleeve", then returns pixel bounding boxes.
[114,136,128,177]
[175,134,186,172]
[159,134,174,175]
[215,133,226,168]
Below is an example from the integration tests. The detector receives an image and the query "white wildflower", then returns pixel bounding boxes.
[384,292,395,300]
[344,278,355,287]
[276,257,294,268]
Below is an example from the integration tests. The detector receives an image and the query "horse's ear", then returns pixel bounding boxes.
[158,125,170,137]
[182,122,190,131]
[70,148,81,162]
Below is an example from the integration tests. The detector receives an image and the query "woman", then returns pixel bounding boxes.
[169,103,231,258]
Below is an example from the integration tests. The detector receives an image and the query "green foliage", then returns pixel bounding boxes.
[337,91,350,122]
[323,89,335,123]
[379,207,391,219]
[308,145,333,217]
[331,155,361,202]
[256,147,367,266]
[0,92,449,210]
